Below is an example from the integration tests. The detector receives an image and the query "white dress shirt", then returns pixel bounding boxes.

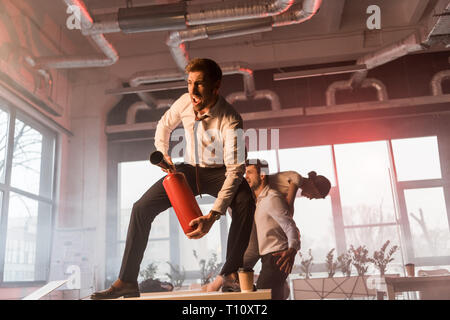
[254,185,301,256]
[154,92,245,214]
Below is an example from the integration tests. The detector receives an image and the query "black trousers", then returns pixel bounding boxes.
[119,163,255,282]
[257,252,289,300]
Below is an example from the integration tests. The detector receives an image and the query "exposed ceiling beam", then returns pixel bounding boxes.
[105,94,450,134]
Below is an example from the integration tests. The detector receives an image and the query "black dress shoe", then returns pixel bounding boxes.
[91,282,140,300]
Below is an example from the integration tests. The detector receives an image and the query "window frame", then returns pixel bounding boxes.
[0,102,57,287]
[108,131,450,284]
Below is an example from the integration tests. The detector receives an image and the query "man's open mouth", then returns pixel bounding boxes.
[192,96,202,104]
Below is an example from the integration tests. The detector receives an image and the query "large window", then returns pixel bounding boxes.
[118,159,224,283]
[118,160,170,280]
[114,134,449,283]
[0,104,56,284]
[277,146,337,268]
[334,140,402,270]
[392,136,450,263]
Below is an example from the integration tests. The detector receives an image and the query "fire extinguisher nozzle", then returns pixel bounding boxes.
[150,151,174,171]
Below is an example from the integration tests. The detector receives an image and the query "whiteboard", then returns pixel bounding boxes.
[48,227,96,291]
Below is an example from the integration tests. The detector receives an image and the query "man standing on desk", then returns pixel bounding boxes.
[91,58,255,299]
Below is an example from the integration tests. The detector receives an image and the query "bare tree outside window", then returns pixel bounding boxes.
[1,112,47,282]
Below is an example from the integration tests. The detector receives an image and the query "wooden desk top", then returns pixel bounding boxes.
[111,289,272,300]
[384,275,450,284]
[383,275,450,292]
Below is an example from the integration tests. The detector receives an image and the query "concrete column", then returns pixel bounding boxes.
[63,69,121,289]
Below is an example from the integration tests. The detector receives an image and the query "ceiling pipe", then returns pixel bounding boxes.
[166,19,273,74]
[349,32,424,88]
[321,32,425,105]
[107,94,450,135]
[20,48,54,99]
[272,0,322,27]
[2,45,62,116]
[423,1,450,47]
[127,63,258,106]
[226,89,281,110]
[221,62,256,97]
[82,0,295,35]
[187,0,295,26]
[166,0,322,97]
[126,100,174,124]
[167,0,321,69]
[35,0,119,69]
[430,70,450,96]
[326,78,388,106]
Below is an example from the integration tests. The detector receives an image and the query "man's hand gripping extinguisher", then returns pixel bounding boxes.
[150,151,203,235]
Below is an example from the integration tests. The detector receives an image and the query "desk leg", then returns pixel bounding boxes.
[386,284,395,300]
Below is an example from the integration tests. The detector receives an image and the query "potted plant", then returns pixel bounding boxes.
[193,250,223,285]
[165,261,186,289]
[349,245,370,276]
[369,240,399,276]
[139,262,174,293]
[298,248,314,279]
[291,247,377,299]
[337,249,352,277]
[139,262,158,280]
[326,248,338,278]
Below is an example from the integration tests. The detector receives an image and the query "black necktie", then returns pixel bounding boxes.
[193,112,209,197]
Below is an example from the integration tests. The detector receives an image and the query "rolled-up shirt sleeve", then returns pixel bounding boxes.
[211,116,245,214]
[286,171,303,187]
[267,194,301,251]
[154,95,183,156]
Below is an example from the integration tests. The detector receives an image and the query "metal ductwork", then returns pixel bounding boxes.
[166,19,273,72]
[167,0,322,71]
[164,0,321,105]
[21,49,54,99]
[82,0,295,35]
[220,62,257,97]
[349,32,424,88]
[0,43,63,116]
[430,70,450,96]
[126,100,174,124]
[326,78,388,106]
[423,1,450,47]
[127,62,260,107]
[357,32,423,70]
[186,0,295,26]
[35,0,119,69]
[272,0,322,27]
[226,89,281,110]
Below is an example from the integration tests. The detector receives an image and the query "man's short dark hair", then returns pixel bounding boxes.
[246,159,269,176]
[185,58,222,84]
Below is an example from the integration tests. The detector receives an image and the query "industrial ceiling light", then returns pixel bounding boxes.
[273,64,367,81]
[105,80,187,95]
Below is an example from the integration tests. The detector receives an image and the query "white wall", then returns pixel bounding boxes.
[64,70,121,289]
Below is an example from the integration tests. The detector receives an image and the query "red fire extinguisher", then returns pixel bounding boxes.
[150,151,203,235]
